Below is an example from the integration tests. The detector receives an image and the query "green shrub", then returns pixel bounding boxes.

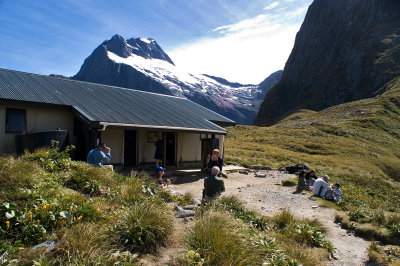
[114,201,173,253]
[389,223,400,244]
[180,250,204,266]
[370,209,387,224]
[349,208,367,222]
[22,142,75,172]
[0,202,47,245]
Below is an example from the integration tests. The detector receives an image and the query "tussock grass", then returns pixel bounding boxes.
[54,223,113,264]
[114,201,174,253]
[177,191,194,206]
[191,199,334,265]
[271,209,335,264]
[119,177,148,204]
[281,178,298,187]
[273,208,295,229]
[186,210,265,265]
[0,156,43,195]
[200,195,269,231]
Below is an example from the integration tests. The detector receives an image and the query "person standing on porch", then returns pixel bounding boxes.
[208,149,223,177]
[87,142,111,167]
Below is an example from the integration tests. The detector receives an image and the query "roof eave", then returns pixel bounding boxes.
[98,122,227,134]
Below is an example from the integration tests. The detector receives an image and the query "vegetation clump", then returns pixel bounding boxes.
[185,196,334,265]
[114,201,174,253]
[0,146,173,264]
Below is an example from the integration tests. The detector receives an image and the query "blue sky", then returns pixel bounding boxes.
[0,0,313,84]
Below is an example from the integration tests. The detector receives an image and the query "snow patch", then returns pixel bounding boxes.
[139,37,153,44]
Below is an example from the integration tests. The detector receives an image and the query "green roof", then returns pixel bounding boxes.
[0,68,235,133]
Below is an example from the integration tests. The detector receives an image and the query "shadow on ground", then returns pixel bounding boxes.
[174,172,206,185]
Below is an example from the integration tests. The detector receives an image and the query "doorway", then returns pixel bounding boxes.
[201,138,220,169]
[124,130,137,167]
[165,132,176,166]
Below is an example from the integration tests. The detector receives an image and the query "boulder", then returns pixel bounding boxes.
[255,171,267,177]
[192,198,201,205]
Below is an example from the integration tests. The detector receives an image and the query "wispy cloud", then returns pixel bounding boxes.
[169,2,311,84]
[264,1,279,10]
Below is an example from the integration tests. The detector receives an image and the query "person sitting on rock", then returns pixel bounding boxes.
[208,149,223,177]
[203,166,225,202]
[155,166,171,190]
[305,169,318,186]
[311,175,330,198]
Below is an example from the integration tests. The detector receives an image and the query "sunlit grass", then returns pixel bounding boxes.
[225,95,400,213]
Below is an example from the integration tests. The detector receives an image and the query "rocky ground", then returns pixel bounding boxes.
[167,170,370,266]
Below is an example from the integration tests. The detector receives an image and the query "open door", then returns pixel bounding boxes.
[124,130,137,167]
[165,132,176,166]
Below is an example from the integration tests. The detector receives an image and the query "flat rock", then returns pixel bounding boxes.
[175,205,184,212]
[248,165,264,170]
[32,239,57,252]
[176,209,195,218]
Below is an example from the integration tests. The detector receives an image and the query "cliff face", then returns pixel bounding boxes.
[255,0,400,126]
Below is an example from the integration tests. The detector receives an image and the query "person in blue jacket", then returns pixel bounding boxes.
[87,142,111,166]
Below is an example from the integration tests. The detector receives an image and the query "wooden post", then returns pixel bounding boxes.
[162,132,166,167]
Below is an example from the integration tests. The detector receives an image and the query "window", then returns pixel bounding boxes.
[6,108,26,133]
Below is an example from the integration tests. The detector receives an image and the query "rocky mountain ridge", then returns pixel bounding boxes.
[255,0,400,126]
[73,34,281,124]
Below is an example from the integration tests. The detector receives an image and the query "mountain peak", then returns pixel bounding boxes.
[101,34,131,58]
[97,34,174,65]
[126,37,174,65]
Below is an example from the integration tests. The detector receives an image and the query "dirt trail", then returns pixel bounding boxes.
[169,170,370,266]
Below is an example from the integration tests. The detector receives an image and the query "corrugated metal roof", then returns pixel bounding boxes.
[0,68,235,133]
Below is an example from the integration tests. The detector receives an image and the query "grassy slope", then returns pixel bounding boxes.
[225,81,400,212]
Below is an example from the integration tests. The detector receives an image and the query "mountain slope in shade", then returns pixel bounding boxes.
[255,0,400,126]
[73,34,281,125]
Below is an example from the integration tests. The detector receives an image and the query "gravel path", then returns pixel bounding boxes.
[170,170,370,266]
